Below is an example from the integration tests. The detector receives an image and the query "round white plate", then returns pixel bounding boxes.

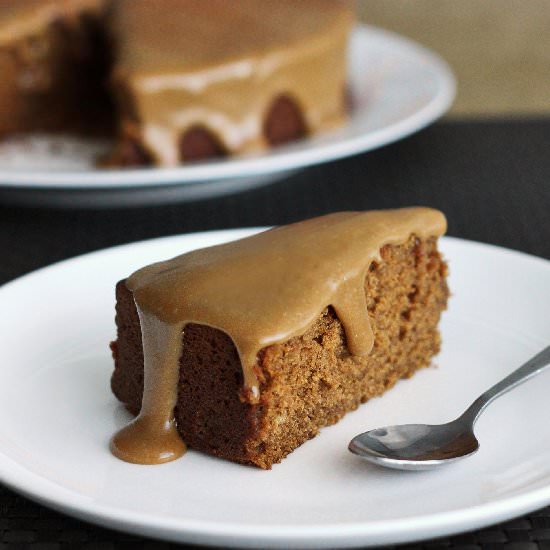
[0,25,455,207]
[1,230,550,548]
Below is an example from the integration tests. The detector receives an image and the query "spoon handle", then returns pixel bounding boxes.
[460,345,550,426]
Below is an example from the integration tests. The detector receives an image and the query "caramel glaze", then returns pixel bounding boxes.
[110,0,354,165]
[110,208,447,464]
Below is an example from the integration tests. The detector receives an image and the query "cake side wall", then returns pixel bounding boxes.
[110,280,145,415]
[0,6,113,138]
[110,281,260,465]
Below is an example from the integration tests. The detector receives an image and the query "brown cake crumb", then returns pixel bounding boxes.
[0,2,113,138]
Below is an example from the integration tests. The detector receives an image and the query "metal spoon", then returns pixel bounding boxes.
[348,345,550,470]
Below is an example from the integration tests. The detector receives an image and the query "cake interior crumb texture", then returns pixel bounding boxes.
[111,235,449,469]
[0,0,113,137]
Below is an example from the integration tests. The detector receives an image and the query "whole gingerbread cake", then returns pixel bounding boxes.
[0,0,354,166]
[110,208,449,469]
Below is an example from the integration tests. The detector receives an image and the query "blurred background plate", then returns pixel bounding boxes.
[0,24,455,208]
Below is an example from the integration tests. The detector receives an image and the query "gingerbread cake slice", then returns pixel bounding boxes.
[108,0,354,166]
[110,208,449,469]
[0,0,113,138]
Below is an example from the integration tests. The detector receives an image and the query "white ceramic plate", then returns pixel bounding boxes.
[0,25,455,207]
[1,230,550,548]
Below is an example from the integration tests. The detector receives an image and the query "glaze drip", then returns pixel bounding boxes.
[110,208,447,464]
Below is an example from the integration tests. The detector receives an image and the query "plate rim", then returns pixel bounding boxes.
[0,24,456,190]
[1,232,550,547]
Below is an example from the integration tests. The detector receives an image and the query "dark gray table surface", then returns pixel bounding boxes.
[1,118,550,549]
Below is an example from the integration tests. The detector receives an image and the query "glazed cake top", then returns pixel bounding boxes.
[112,0,354,76]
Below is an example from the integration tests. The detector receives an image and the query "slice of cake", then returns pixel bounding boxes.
[108,0,354,166]
[0,0,113,138]
[110,208,449,469]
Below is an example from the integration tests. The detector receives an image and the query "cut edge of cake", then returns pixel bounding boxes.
[0,0,114,138]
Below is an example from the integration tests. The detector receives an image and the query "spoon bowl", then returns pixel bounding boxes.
[349,421,479,470]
